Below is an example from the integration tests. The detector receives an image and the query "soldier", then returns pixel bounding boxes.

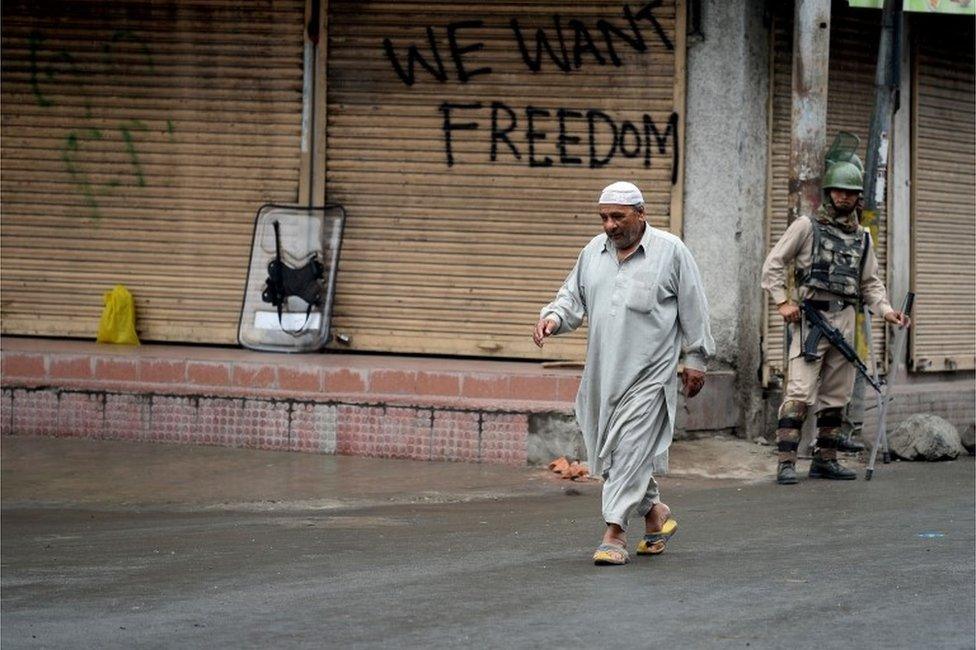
[761,159,910,485]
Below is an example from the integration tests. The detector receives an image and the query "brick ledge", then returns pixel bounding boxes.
[1,337,582,410]
[1,337,583,465]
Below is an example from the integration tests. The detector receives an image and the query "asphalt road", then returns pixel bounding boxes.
[2,437,973,649]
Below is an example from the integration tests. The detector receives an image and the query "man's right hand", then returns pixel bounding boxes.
[778,301,801,323]
[533,318,558,348]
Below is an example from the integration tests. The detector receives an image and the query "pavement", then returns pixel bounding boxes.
[2,436,974,649]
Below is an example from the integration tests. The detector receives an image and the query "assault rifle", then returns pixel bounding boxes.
[799,301,883,393]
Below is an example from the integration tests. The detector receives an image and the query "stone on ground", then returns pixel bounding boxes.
[960,424,975,456]
[889,414,966,461]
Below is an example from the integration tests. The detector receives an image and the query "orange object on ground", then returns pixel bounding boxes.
[548,456,590,480]
[548,456,570,474]
[567,461,590,480]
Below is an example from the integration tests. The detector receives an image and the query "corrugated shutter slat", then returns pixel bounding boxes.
[325,0,683,359]
[910,16,976,372]
[0,0,306,343]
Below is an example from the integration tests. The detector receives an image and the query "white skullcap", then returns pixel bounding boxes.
[598,181,644,205]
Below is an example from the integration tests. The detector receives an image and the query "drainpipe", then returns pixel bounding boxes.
[849,0,903,436]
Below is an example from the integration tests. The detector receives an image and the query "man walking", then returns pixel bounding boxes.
[534,181,714,566]
[761,159,909,486]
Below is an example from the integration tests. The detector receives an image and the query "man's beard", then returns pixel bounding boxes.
[609,222,645,249]
[830,198,856,215]
[610,231,638,250]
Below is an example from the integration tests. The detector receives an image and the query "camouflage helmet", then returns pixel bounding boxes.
[823,161,864,192]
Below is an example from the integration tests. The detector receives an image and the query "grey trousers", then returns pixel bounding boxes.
[600,391,669,530]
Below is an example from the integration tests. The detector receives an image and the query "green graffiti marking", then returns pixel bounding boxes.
[30,28,171,219]
[119,119,148,187]
[61,133,99,216]
[28,31,52,107]
[28,31,76,107]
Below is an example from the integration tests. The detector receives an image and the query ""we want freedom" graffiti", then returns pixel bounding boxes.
[380,2,679,179]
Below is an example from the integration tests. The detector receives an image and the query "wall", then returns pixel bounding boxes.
[683,0,771,437]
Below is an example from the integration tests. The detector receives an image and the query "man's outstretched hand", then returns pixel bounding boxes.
[682,368,706,398]
[533,318,558,348]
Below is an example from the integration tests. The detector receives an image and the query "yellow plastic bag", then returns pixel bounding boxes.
[96,284,140,345]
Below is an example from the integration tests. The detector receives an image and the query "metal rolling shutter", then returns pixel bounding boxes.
[1,0,306,343]
[910,16,975,372]
[763,2,888,381]
[325,0,685,359]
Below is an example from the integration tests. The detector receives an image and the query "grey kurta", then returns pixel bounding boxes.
[541,225,715,485]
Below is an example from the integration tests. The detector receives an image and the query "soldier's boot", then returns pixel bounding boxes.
[777,460,798,485]
[775,400,807,486]
[810,408,856,480]
[836,434,866,453]
[809,455,857,479]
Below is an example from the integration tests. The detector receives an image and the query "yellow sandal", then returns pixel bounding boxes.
[593,543,629,565]
[636,517,678,555]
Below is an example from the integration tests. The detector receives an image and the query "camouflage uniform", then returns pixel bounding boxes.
[761,204,893,479]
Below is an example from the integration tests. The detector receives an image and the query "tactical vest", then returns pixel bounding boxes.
[796,219,869,301]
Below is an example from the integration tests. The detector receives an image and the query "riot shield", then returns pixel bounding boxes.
[237,204,344,352]
[825,131,863,171]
